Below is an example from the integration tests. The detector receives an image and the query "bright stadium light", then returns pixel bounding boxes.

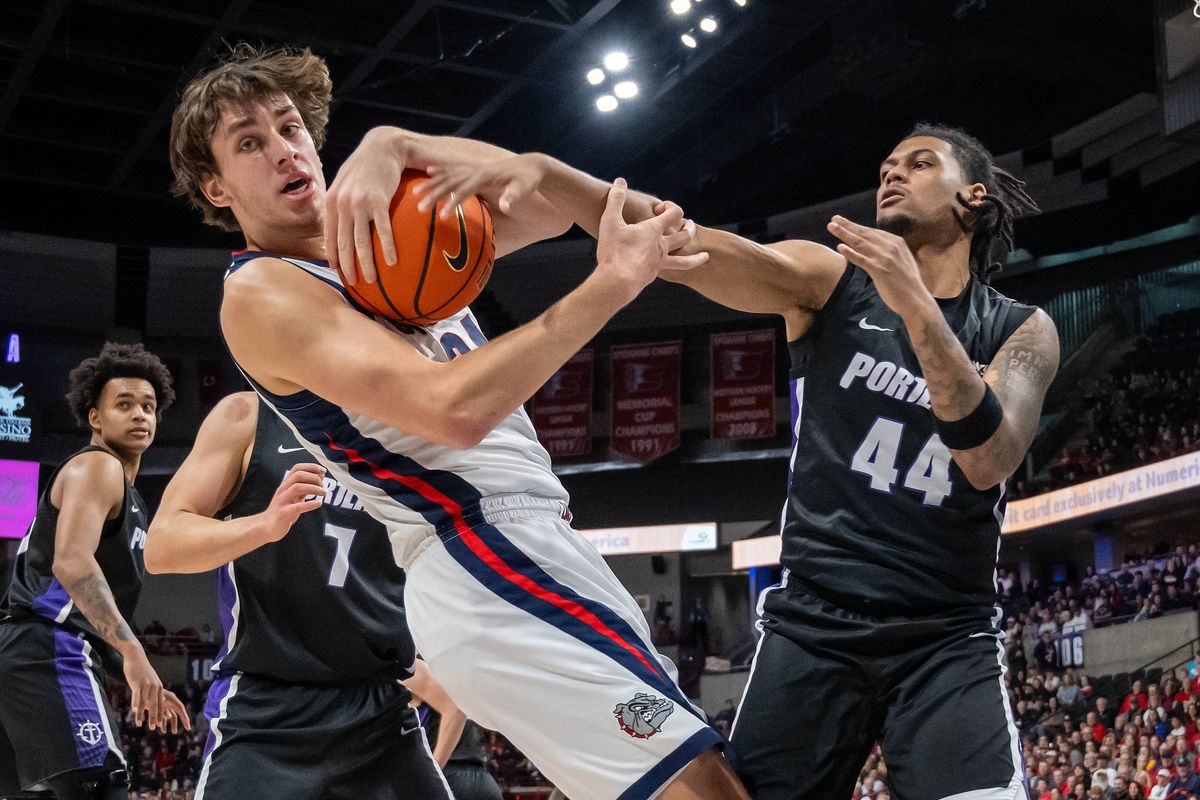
[603,51,630,72]
[681,32,698,48]
[670,0,691,13]
[700,16,718,32]
[587,68,605,85]
[614,81,639,99]
[596,95,619,112]
[733,0,747,6]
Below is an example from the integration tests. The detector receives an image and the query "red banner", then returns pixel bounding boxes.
[532,349,594,457]
[611,341,681,463]
[710,329,776,440]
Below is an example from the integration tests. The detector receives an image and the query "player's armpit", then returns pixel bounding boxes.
[955,310,1060,488]
[659,228,846,318]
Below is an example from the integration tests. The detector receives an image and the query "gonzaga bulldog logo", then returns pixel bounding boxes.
[614,692,674,739]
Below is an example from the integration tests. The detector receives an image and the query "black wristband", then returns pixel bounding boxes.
[934,385,1003,450]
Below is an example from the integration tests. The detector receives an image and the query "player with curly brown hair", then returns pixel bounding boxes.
[0,342,188,800]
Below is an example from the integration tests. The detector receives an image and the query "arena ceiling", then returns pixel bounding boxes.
[0,0,1176,251]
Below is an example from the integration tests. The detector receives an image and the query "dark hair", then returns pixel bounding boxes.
[905,122,1040,284]
[65,342,176,427]
[169,43,332,232]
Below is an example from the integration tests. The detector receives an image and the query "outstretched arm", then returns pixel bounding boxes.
[51,453,190,733]
[226,181,706,449]
[418,153,845,329]
[145,392,327,574]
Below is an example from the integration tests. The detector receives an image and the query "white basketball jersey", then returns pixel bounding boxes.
[223,251,569,567]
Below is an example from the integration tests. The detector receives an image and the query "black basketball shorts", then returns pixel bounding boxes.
[730,574,1027,800]
[195,673,452,800]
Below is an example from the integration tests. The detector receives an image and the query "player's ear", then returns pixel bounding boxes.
[966,182,987,208]
[201,173,232,209]
[87,406,102,433]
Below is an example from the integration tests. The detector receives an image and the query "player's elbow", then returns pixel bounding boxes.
[430,410,492,449]
[142,527,169,574]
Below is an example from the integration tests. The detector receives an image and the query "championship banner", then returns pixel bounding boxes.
[610,341,681,463]
[710,329,776,440]
[532,349,594,457]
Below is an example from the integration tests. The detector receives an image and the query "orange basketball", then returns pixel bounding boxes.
[339,169,495,325]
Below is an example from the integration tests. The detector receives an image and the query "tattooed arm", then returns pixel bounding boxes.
[50,451,190,733]
[906,309,1060,489]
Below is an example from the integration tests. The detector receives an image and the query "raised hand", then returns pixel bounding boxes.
[595,179,709,300]
[259,463,327,544]
[827,215,932,319]
[417,153,549,218]
[323,128,404,285]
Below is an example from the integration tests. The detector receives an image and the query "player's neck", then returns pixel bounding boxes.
[243,229,325,263]
[90,435,141,483]
[908,236,972,299]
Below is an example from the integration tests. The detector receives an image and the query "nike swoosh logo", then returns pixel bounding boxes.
[859,317,894,333]
[442,204,470,272]
[277,445,308,454]
[131,505,140,513]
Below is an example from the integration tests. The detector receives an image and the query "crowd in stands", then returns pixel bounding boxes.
[994,543,1200,651]
[853,664,1200,800]
[1013,308,1200,500]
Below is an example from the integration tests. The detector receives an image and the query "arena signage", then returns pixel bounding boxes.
[579,522,717,556]
[732,452,1200,569]
[0,458,38,539]
[0,383,30,444]
[1003,450,1200,533]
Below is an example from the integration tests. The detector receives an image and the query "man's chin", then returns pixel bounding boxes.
[876,212,913,236]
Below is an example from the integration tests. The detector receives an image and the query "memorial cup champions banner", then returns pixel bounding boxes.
[532,349,594,457]
[610,341,681,463]
[710,329,776,440]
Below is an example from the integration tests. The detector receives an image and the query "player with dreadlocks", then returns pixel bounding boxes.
[416,122,1057,799]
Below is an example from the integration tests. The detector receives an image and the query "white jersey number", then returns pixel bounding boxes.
[850,417,952,507]
[323,524,357,588]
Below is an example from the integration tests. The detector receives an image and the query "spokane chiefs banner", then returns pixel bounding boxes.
[611,341,681,463]
[532,349,594,457]
[710,329,776,440]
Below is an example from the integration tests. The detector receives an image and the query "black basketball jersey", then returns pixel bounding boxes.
[782,264,1036,615]
[2,446,148,660]
[211,399,414,684]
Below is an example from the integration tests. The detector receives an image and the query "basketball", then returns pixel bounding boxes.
[339,169,495,325]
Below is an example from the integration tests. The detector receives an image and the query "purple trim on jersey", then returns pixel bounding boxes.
[201,675,234,763]
[786,378,800,490]
[617,728,723,800]
[30,578,72,622]
[210,565,238,672]
[52,629,110,769]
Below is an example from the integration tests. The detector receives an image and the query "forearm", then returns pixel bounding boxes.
[432,710,466,768]
[903,303,1023,486]
[537,155,659,237]
[435,272,632,446]
[384,127,514,172]
[53,555,141,655]
[145,512,271,574]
